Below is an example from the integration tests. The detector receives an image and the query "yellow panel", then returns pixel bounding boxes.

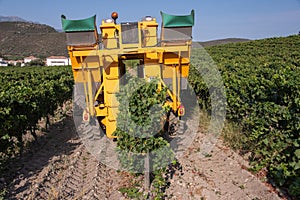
[145,52,158,59]
[162,65,189,78]
[91,71,101,83]
[95,106,108,117]
[181,57,190,63]
[72,50,99,57]
[140,20,158,47]
[104,61,119,95]
[100,117,107,127]
[100,22,120,49]
[102,54,118,65]
[108,106,118,121]
[104,62,119,77]
[162,65,173,78]
[144,64,160,78]
[100,115,117,138]
[72,69,100,83]
[105,93,119,107]
[163,52,188,65]
[69,53,102,83]
[105,120,117,138]
[164,58,189,65]
[181,64,190,77]
[105,79,119,93]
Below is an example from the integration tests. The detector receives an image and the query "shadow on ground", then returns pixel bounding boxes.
[1,115,80,199]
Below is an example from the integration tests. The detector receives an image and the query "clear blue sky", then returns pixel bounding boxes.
[0,0,299,41]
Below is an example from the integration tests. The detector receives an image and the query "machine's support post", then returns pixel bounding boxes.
[80,58,95,117]
[87,65,95,116]
[172,64,177,112]
[80,58,90,117]
[144,152,151,196]
[177,51,182,104]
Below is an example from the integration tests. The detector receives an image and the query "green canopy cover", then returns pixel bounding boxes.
[160,10,194,28]
[61,15,97,32]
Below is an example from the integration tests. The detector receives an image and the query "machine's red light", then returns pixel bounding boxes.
[111,12,118,20]
[178,104,185,116]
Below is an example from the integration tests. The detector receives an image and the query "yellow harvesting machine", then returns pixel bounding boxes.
[61,10,194,138]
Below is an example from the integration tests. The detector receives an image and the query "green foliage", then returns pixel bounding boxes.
[115,77,168,139]
[0,188,7,200]
[0,66,73,160]
[189,35,300,198]
[27,59,45,66]
[123,59,140,69]
[113,77,174,198]
[119,187,143,199]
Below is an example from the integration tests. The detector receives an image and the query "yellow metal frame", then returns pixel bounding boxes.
[67,17,192,138]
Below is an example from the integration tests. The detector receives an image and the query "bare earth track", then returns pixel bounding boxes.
[5,116,127,200]
[164,125,283,199]
[3,112,283,200]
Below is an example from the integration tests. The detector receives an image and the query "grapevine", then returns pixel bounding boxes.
[113,76,175,198]
[0,66,73,161]
[189,35,300,198]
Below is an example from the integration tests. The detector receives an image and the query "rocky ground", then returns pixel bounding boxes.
[3,116,129,200]
[164,130,282,200]
[1,110,286,200]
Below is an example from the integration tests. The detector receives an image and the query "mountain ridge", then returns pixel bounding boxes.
[197,38,250,47]
[0,15,28,22]
[0,21,68,59]
[0,20,250,59]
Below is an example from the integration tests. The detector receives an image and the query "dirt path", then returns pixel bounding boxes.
[164,131,282,200]
[5,117,127,200]
[3,114,283,199]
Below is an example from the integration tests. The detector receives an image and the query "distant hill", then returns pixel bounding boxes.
[195,38,250,47]
[0,16,28,22]
[0,20,251,59]
[0,21,68,59]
